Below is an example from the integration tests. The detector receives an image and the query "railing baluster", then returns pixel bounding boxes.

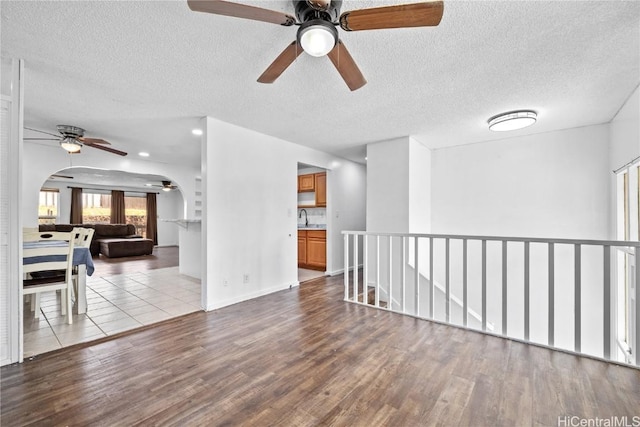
[463,239,468,327]
[402,236,406,313]
[354,234,359,303]
[524,242,530,341]
[415,237,420,317]
[482,240,487,331]
[376,236,380,307]
[389,236,393,310]
[344,234,349,301]
[445,238,450,323]
[603,245,611,360]
[574,244,581,353]
[340,231,640,367]
[429,237,434,319]
[502,240,508,336]
[548,242,555,347]
[363,235,369,306]
[635,247,640,367]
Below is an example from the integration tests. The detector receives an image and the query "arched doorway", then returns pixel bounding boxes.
[22,167,201,358]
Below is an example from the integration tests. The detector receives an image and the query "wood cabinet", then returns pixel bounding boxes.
[298,174,315,192]
[298,230,326,270]
[315,173,326,207]
[306,230,326,269]
[297,172,326,207]
[298,233,307,265]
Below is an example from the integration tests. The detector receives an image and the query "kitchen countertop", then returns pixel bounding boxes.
[298,225,326,230]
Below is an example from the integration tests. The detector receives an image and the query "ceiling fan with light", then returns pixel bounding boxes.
[147,180,179,191]
[187,0,444,91]
[24,125,128,156]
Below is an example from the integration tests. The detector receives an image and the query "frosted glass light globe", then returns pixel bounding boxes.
[300,25,336,57]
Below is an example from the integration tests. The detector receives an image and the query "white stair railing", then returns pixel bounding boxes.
[343,231,640,367]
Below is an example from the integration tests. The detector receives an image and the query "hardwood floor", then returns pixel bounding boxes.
[2,274,639,426]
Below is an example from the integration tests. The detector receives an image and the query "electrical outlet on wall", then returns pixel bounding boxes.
[243,274,249,284]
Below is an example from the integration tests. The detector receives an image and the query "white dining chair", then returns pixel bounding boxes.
[22,229,79,324]
[73,227,94,248]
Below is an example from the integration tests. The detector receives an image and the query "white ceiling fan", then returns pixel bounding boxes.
[147,180,179,192]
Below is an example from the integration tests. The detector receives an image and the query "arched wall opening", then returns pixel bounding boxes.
[37,167,186,247]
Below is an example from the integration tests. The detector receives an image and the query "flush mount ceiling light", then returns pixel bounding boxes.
[297,19,338,57]
[138,152,150,157]
[488,110,537,132]
[60,137,82,153]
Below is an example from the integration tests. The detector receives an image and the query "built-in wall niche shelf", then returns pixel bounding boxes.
[194,177,202,219]
[162,219,201,229]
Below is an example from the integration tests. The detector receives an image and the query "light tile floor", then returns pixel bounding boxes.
[298,268,326,283]
[23,267,201,358]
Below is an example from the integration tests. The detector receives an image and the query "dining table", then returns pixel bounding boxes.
[23,240,95,314]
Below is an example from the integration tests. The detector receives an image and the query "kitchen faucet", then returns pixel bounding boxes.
[299,209,308,226]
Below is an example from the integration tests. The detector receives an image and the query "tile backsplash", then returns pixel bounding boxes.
[297,207,326,226]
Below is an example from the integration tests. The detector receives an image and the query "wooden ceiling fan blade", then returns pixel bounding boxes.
[187,0,295,26]
[24,126,61,138]
[78,137,111,145]
[339,1,444,31]
[327,40,367,91]
[257,41,303,84]
[86,144,128,157]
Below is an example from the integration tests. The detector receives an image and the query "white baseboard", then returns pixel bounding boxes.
[328,263,363,276]
[204,281,299,311]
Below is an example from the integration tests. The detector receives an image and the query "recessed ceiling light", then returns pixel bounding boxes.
[488,110,537,132]
[192,129,203,136]
[138,152,150,157]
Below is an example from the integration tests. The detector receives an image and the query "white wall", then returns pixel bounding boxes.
[428,124,611,355]
[156,189,181,246]
[22,142,200,228]
[609,85,640,175]
[366,137,432,234]
[408,137,432,234]
[326,159,367,273]
[366,137,411,233]
[431,124,611,240]
[1,58,23,365]
[202,117,366,310]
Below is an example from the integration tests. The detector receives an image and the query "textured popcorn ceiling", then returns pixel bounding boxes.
[2,0,639,167]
